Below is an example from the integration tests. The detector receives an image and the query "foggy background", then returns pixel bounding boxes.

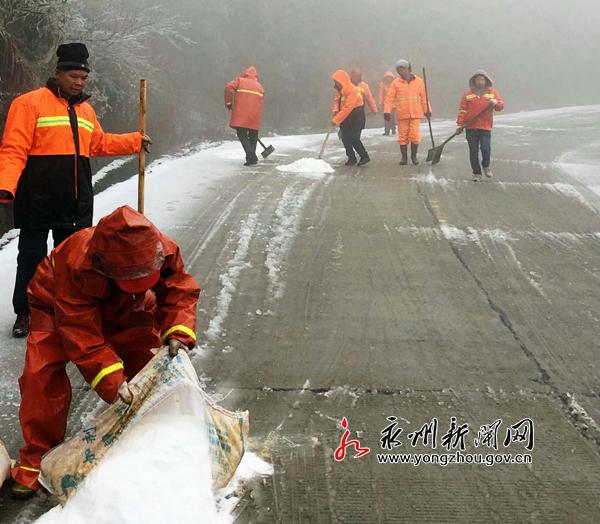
[1,0,600,152]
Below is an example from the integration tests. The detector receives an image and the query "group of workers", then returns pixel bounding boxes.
[0,42,504,500]
[224,59,504,179]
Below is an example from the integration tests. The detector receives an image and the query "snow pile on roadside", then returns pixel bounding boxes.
[276,158,334,175]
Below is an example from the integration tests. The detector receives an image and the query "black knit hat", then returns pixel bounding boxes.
[56,43,90,72]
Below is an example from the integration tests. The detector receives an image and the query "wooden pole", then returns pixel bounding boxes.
[137,79,147,214]
[318,127,334,160]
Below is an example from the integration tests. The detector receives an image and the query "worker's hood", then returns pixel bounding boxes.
[332,69,353,94]
[469,69,493,88]
[89,205,164,281]
[242,66,259,80]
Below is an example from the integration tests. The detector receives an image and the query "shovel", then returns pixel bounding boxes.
[258,138,275,159]
[426,104,494,165]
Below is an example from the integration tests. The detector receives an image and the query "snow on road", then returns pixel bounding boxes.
[275,158,334,176]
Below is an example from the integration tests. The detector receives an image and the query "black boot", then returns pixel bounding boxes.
[357,156,370,166]
[345,157,357,166]
[10,479,36,500]
[411,143,419,165]
[12,313,29,338]
[399,145,408,165]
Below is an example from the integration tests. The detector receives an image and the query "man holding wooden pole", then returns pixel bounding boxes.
[0,43,152,338]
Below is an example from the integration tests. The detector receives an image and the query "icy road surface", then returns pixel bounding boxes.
[2,106,600,522]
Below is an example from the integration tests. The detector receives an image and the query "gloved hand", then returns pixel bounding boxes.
[226,103,232,111]
[141,134,152,153]
[488,99,498,107]
[425,111,432,119]
[384,113,391,122]
[456,126,464,135]
[330,120,337,127]
[371,111,378,116]
[0,190,13,200]
[167,338,187,358]
[117,382,133,404]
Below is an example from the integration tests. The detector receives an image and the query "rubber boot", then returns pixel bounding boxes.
[411,143,419,165]
[399,145,408,165]
[10,479,37,500]
[12,314,29,338]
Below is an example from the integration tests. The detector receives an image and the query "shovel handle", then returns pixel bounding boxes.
[318,127,334,160]
[258,138,266,148]
[137,79,146,214]
[422,67,435,148]
[460,103,495,130]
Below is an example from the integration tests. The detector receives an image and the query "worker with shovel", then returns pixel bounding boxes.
[384,59,430,165]
[332,68,377,144]
[456,70,504,181]
[378,70,396,136]
[10,206,200,499]
[331,69,370,166]
[0,43,152,339]
[224,66,265,166]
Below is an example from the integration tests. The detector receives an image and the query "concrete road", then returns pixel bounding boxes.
[2,107,600,522]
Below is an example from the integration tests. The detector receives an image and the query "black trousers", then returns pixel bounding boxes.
[13,228,74,315]
[235,128,259,163]
[465,129,492,175]
[340,125,368,161]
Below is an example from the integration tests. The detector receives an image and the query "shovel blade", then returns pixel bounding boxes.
[426,144,445,165]
[261,145,275,159]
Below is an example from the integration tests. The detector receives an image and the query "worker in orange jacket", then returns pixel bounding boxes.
[332,68,377,121]
[378,70,396,136]
[224,66,265,166]
[0,43,152,339]
[384,59,431,165]
[456,70,504,181]
[10,206,200,499]
[331,70,370,166]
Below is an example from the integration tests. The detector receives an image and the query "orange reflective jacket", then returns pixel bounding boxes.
[377,71,395,109]
[27,206,201,403]
[457,88,504,130]
[333,80,377,115]
[0,79,141,229]
[331,70,364,126]
[384,74,430,120]
[224,66,265,130]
